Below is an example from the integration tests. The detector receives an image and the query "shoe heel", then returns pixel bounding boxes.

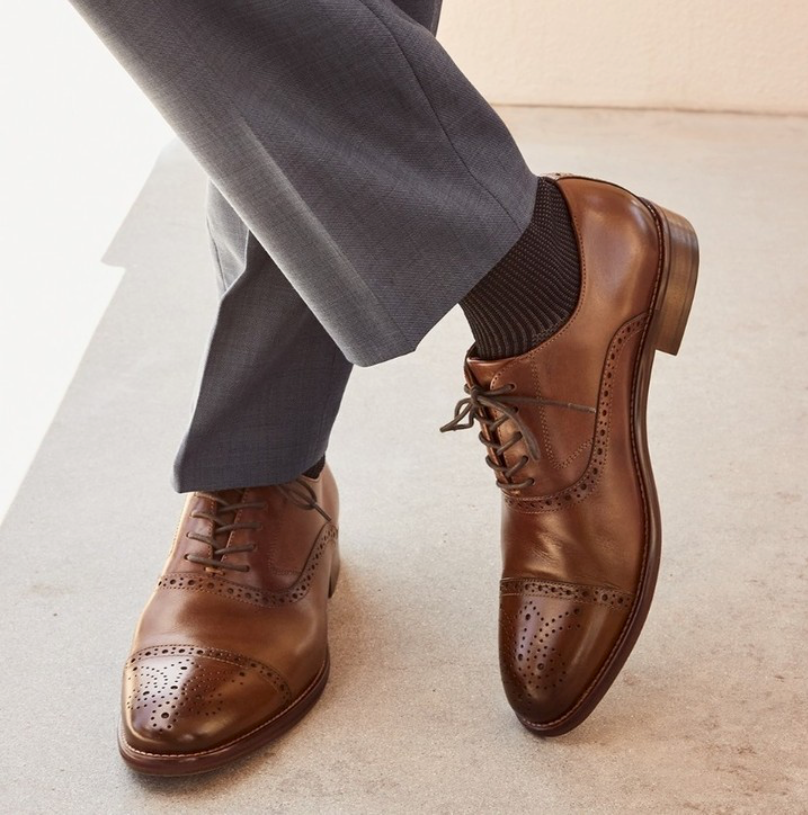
[328,536,340,598]
[646,202,699,356]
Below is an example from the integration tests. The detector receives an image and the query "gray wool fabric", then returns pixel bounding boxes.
[68,0,537,490]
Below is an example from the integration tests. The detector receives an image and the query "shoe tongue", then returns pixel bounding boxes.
[203,489,244,511]
[464,353,509,391]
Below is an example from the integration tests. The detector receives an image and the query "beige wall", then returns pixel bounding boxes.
[437,0,808,115]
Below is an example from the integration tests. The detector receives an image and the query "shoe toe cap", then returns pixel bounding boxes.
[121,645,292,756]
[499,583,633,731]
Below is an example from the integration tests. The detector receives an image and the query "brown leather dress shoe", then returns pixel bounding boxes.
[443,175,698,735]
[118,466,340,775]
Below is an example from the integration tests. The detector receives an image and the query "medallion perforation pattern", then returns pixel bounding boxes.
[499,599,582,699]
[124,645,291,737]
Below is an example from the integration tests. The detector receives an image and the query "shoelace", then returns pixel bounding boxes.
[185,479,331,573]
[277,480,332,523]
[440,383,595,492]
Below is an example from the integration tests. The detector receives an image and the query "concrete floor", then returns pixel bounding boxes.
[1,107,806,814]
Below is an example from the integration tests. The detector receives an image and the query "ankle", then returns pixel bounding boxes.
[460,177,580,360]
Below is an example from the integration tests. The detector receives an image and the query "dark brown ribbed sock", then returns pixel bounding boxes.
[303,456,326,478]
[460,177,580,360]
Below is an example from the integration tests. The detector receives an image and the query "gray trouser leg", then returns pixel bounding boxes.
[173,184,354,490]
[172,0,445,491]
[69,0,537,489]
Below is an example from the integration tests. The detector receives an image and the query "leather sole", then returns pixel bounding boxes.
[518,199,699,736]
